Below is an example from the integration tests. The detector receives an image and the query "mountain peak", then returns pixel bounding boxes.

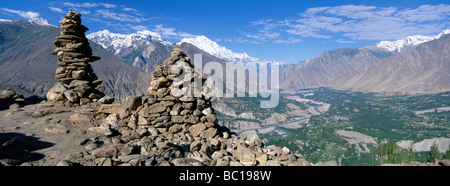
[179,35,284,65]
[376,29,450,53]
[87,29,172,56]
[0,18,12,22]
[28,18,54,27]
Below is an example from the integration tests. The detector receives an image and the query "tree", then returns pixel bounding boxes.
[408,145,416,162]
[429,142,441,162]
[444,145,450,160]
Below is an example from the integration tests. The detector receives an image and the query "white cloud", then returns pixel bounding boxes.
[49,7,64,13]
[101,3,116,8]
[153,24,178,38]
[246,4,450,43]
[96,9,144,22]
[130,25,148,31]
[63,2,99,8]
[0,8,39,19]
[123,7,138,12]
[274,38,303,44]
[399,4,450,22]
[152,24,195,39]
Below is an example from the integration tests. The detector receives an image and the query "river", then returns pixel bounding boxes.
[234,105,324,136]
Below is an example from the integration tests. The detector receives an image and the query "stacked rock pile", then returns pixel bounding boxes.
[63,46,310,166]
[47,10,112,105]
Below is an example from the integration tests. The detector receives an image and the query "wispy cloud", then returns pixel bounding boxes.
[122,7,138,12]
[129,24,147,31]
[245,4,450,44]
[48,6,64,13]
[45,2,191,38]
[0,8,39,19]
[63,2,100,8]
[152,24,195,39]
[274,38,303,44]
[96,9,144,22]
[101,3,116,9]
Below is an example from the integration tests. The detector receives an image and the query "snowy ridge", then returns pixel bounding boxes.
[0,18,12,22]
[87,29,172,56]
[28,18,54,27]
[376,29,450,53]
[179,35,285,66]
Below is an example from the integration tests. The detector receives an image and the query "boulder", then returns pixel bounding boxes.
[46,87,63,101]
[189,123,206,137]
[63,90,79,102]
[0,89,15,99]
[124,96,142,110]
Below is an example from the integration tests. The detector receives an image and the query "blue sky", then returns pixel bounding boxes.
[1,0,449,64]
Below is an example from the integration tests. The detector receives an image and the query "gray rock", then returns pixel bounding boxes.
[168,124,182,133]
[45,124,69,134]
[148,102,166,113]
[98,95,114,104]
[85,143,99,151]
[88,93,104,100]
[171,115,184,123]
[88,126,113,136]
[56,160,75,166]
[120,144,139,156]
[69,113,91,124]
[68,80,89,89]
[80,98,90,105]
[266,160,281,166]
[189,123,206,137]
[190,141,202,152]
[0,90,15,99]
[147,127,159,136]
[54,83,67,93]
[201,128,217,139]
[124,96,142,110]
[63,90,79,102]
[72,70,86,80]
[249,134,263,147]
[206,114,218,124]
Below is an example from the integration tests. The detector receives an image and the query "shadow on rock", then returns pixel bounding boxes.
[0,132,54,166]
[0,95,44,111]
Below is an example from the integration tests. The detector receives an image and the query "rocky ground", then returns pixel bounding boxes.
[0,88,311,166]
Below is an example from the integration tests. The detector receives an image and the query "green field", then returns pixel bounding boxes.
[258,88,450,165]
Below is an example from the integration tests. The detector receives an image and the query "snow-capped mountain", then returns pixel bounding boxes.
[179,35,285,67]
[87,29,172,58]
[376,29,450,53]
[28,18,54,27]
[0,18,11,22]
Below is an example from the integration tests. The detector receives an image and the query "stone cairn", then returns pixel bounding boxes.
[64,46,310,166]
[47,10,112,105]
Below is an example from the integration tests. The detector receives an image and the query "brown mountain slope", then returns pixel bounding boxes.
[331,34,450,94]
[279,47,394,89]
[0,20,152,101]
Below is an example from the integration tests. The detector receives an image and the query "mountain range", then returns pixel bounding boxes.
[0,19,153,101]
[87,30,286,72]
[280,29,450,93]
[0,18,448,100]
[332,34,450,93]
[0,19,248,100]
[375,29,450,53]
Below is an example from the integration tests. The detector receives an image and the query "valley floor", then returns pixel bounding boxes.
[216,88,450,165]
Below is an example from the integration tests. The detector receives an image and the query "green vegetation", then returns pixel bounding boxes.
[259,88,450,165]
[213,93,308,126]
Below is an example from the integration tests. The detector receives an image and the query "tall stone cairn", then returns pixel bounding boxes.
[47,10,111,105]
[72,46,311,166]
